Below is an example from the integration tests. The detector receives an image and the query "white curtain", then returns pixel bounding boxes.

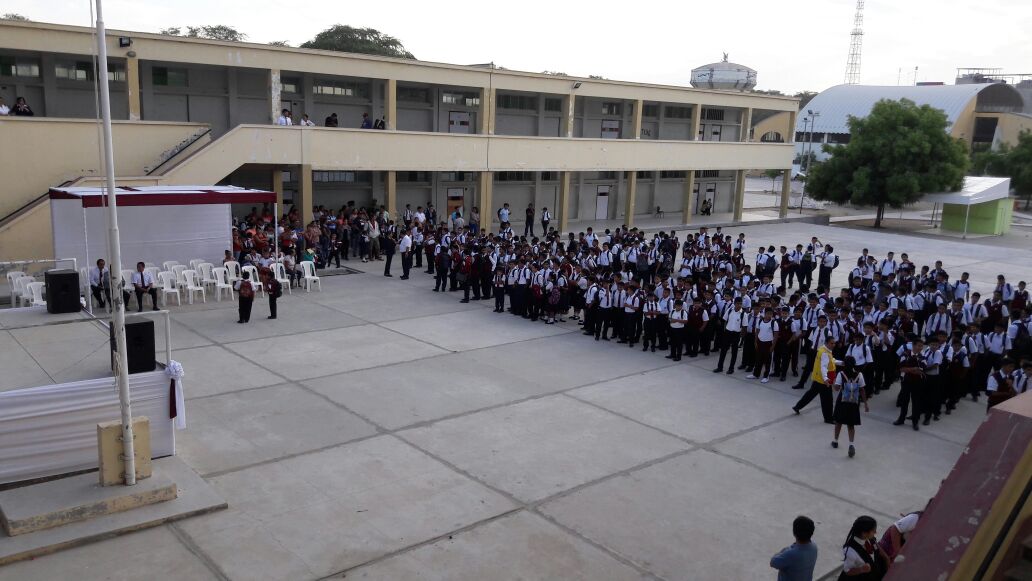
[0,371,176,485]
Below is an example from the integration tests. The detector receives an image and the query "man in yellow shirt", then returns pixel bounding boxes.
[792,335,838,423]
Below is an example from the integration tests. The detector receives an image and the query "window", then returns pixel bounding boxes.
[108,68,127,82]
[398,86,430,103]
[694,170,720,178]
[544,98,563,112]
[0,56,40,78]
[442,92,480,107]
[540,171,558,181]
[636,170,653,179]
[642,104,659,118]
[827,133,850,144]
[56,62,91,81]
[281,78,300,94]
[660,171,687,179]
[153,66,187,87]
[397,171,431,182]
[664,105,692,119]
[597,171,618,180]
[760,131,784,143]
[312,171,370,183]
[313,80,370,99]
[702,108,725,121]
[497,94,538,111]
[496,171,534,182]
[441,171,471,182]
[601,102,623,116]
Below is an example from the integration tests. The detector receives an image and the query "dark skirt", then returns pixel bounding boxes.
[833,399,862,426]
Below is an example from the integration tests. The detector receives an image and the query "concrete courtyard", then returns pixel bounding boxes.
[1,222,1025,581]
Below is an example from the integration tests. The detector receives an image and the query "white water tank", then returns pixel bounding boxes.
[691,54,757,91]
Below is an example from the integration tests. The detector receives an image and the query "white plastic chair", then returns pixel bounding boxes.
[25,282,46,307]
[144,266,161,284]
[211,267,235,302]
[158,271,181,306]
[171,265,188,289]
[189,259,205,271]
[120,269,134,291]
[198,263,217,289]
[162,261,180,272]
[14,276,35,307]
[271,262,292,295]
[300,260,321,292]
[241,265,265,297]
[7,270,25,307]
[224,260,242,284]
[182,270,206,304]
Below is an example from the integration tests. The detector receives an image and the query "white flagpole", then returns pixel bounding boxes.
[95,0,136,485]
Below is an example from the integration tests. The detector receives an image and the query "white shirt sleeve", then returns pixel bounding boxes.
[819,352,832,383]
[895,513,920,535]
[842,546,866,572]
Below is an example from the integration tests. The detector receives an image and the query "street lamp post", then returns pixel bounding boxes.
[799,110,820,214]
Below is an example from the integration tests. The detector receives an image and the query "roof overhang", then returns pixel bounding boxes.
[922,176,1011,206]
[48,185,276,208]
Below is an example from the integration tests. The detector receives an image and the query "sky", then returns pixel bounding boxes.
[5,0,1030,95]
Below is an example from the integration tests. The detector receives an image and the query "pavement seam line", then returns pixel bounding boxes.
[167,521,233,581]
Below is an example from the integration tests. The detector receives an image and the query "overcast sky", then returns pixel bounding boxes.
[6,0,1030,94]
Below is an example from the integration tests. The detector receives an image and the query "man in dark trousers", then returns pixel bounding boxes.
[264,268,281,319]
[792,335,838,423]
[382,231,397,277]
[433,244,450,292]
[234,271,255,323]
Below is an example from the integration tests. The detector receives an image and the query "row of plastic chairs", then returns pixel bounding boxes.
[6,272,46,307]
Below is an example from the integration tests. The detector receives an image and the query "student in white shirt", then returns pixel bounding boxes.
[130,261,159,311]
[839,516,886,578]
[298,114,315,126]
[714,297,745,374]
[275,109,293,126]
[89,258,112,308]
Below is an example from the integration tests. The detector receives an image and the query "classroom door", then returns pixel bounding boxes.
[595,186,610,220]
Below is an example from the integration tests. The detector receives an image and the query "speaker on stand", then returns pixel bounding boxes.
[44,269,82,314]
[110,319,156,374]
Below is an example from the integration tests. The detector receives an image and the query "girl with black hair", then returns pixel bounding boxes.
[839,515,887,580]
[832,356,869,457]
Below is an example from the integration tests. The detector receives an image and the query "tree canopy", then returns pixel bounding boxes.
[301,25,414,59]
[1,13,30,20]
[159,25,247,42]
[972,130,1032,209]
[807,98,969,227]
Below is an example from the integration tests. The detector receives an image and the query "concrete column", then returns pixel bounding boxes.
[624,171,638,227]
[779,170,792,218]
[557,171,571,233]
[386,79,397,130]
[682,171,696,225]
[386,170,398,217]
[40,54,56,116]
[733,169,746,222]
[299,164,313,224]
[479,86,496,135]
[479,171,494,229]
[272,168,284,209]
[632,99,644,139]
[126,56,141,121]
[741,107,753,142]
[787,110,798,143]
[690,104,703,141]
[227,69,239,128]
[269,69,281,123]
[562,93,575,137]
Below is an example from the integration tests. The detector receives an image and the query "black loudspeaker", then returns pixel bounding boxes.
[45,269,81,314]
[110,319,156,374]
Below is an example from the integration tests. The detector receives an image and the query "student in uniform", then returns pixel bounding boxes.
[793,335,837,423]
[667,299,689,361]
[685,298,709,358]
[492,266,507,312]
[714,297,746,375]
[234,271,255,323]
[263,267,281,319]
[894,338,927,431]
[838,516,888,580]
[747,307,780,383]
[987,358,1017,409]
[831,356,869,458]
[594,284,613,341]
[642,293,661,352]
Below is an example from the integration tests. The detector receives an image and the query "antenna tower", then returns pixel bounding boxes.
[844,0,864,84]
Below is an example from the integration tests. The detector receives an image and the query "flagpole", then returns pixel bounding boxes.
[95,0,136,485]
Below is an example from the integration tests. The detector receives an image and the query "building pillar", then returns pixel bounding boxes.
[299,164,313,224]
[632,99,643,139]
[557,171,571,233]
[386,79,397,130]
[479,171,494,229]
[682,171,696,225]
[562,93,575,138]
[269,69,281,123]
[624,171,638,227]
[779,169,792,218]
[126,56,141,121]
[741,107,753,142]
[691,103,703,141]
[386,170,398,218]
[733,169,746,222]
[787,110,798,143]
[479,86,495,135]
[272,168,284,210]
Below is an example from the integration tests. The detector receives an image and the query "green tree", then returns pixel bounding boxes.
[764,169,783,194]
[268,40,290,47]
[807,98,969,227]
[1,13,30,20]
[973,131,1032,209]
[159,25,247,41]
[301,25,414,59]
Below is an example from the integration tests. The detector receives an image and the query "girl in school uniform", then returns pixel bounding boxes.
[838,516,888,580]
[832,356,869,458]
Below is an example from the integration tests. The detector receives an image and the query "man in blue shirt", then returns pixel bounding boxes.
[770,516,818,581]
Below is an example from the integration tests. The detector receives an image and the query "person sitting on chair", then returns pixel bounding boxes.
[131,262,159,311]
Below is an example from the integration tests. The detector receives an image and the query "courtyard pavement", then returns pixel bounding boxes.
[1,223,1026,581]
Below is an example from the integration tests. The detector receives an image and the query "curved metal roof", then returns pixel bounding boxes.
[797,83,1024,134]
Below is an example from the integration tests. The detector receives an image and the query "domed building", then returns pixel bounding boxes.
[690,54,757,91]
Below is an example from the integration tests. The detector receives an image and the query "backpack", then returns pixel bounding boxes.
[636,252,648,271]
[460,256,473,275]
[269,279,282,299]
[832,254,840,269]
[1012,321,1031,356]
[764,254,777,274]
[548,285,561,305]
[238,281,254,300]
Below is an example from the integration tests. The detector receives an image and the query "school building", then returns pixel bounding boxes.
[0,19,799,260]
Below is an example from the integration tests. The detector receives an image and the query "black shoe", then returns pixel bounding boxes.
[400,276,409,280]
[460,299,469,303]
[433,289,439,292]
[651,347,656,353]
[595,336,600,341]
[848,445,855,458]
[642,346,649,352]
[267,316,276,319]
[912,423,919,431]
[152,307,160,311]
[602,337,610,341]
[792,407,800,415]
[831,441,838,449]
[384,274,393,277]
[779,376,787,382]
[933,415,941,421]
[617,339,627,344]
[237,320,245,324]
[665,355,674,359]
[726,370,734,375]
[923,417,931,426]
